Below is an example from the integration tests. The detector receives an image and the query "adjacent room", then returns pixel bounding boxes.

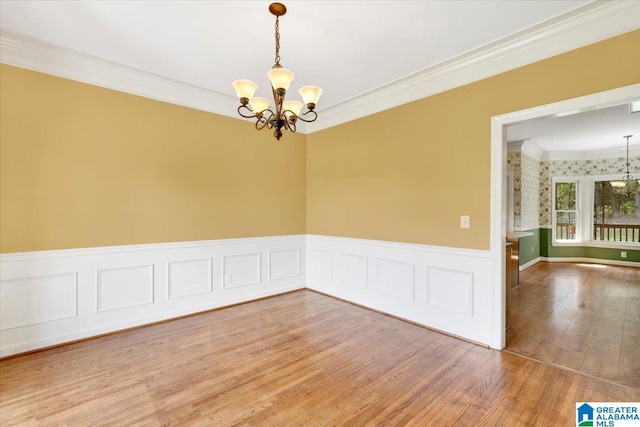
[503,105,640,388]
[1,1,639,425]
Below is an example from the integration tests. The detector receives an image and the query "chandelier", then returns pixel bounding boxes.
[232,3,322,141]
[612,135,638,194]
[621,135,635,183]
[621,134,638,196]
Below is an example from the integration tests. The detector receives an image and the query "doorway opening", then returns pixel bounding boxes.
[489,83,640,350]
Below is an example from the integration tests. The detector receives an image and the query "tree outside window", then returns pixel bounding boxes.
[593,180,640,242]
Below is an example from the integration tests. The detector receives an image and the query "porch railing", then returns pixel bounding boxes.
[556,223,640,243]
[555,223,576,240]
[593,224,640,243]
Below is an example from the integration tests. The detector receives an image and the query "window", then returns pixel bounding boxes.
[551,176,640,246]
[593,179,640,243]
[553,181,578,241]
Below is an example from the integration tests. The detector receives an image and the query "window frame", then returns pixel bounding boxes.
[552,178,580,244]
[551,175,640,249]
[590,175,640,245]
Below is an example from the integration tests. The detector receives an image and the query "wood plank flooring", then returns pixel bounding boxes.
[506,262,640,389]
[1,290,638,426]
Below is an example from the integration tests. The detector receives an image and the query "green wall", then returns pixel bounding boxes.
[539,228,640,263]
[517,229,540,266]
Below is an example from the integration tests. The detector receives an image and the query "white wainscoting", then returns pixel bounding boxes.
[1,234,495,356]
[97,265,154,312]
[306,235,493,346]
[0,235,305,357]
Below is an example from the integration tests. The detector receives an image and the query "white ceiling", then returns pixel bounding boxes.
[507,103,640,153]
[1,0,639,150]
[0,0,590,108]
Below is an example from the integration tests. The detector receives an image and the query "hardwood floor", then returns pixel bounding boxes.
[1,290,638,426]
[506,262,640,389]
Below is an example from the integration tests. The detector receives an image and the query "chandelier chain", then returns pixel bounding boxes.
[274,16,281,65]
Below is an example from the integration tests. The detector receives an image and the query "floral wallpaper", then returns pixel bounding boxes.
[507,153,521,227]
[521,153,540,229]
[508,151,640,227]
[538,155,640,225]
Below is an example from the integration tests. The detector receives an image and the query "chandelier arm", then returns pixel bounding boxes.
[293,109,318,123]
[281,111,295,131]
[256,109,274,130]
[255,119,267,131]
[237,104,257,119]
[286,118,297,133]
[267,112,279,130]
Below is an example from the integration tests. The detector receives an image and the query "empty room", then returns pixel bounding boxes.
[1,1,639,425]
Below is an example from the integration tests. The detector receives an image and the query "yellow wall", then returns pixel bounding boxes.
[2,31,639,254]
[0,65,306,253]
[306,30,640,250]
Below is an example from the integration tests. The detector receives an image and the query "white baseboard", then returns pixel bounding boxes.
[519,257,543,271]
[306,235,493,346]
[0,235,306,357]
[519,256,639,271]
[540,256,640,268]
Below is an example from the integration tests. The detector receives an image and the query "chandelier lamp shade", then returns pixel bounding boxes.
[232,3,322,140]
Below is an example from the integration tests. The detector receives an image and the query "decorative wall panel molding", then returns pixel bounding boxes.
[0,235,305,357]
[306,235,492,346]
[310,249,334,281]
[97,265,154,312]
[268,249,301,281]
[168,258,212,299]
[426,267,474,317]
[0,272,77,330]
[377,259,415,302]
[339,253,368,289]
[223,253,261,289]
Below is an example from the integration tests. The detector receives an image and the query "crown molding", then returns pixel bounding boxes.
[521,140,546,161]
[0,29,238,115]
[507,140,525,154]
[507,138,640,161]
[0,29,313,133]
[309,0,640,133]
[1,1,638,135]
[543,146,640,161]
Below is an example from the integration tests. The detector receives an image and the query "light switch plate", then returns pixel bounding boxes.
[460,215,470,229]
